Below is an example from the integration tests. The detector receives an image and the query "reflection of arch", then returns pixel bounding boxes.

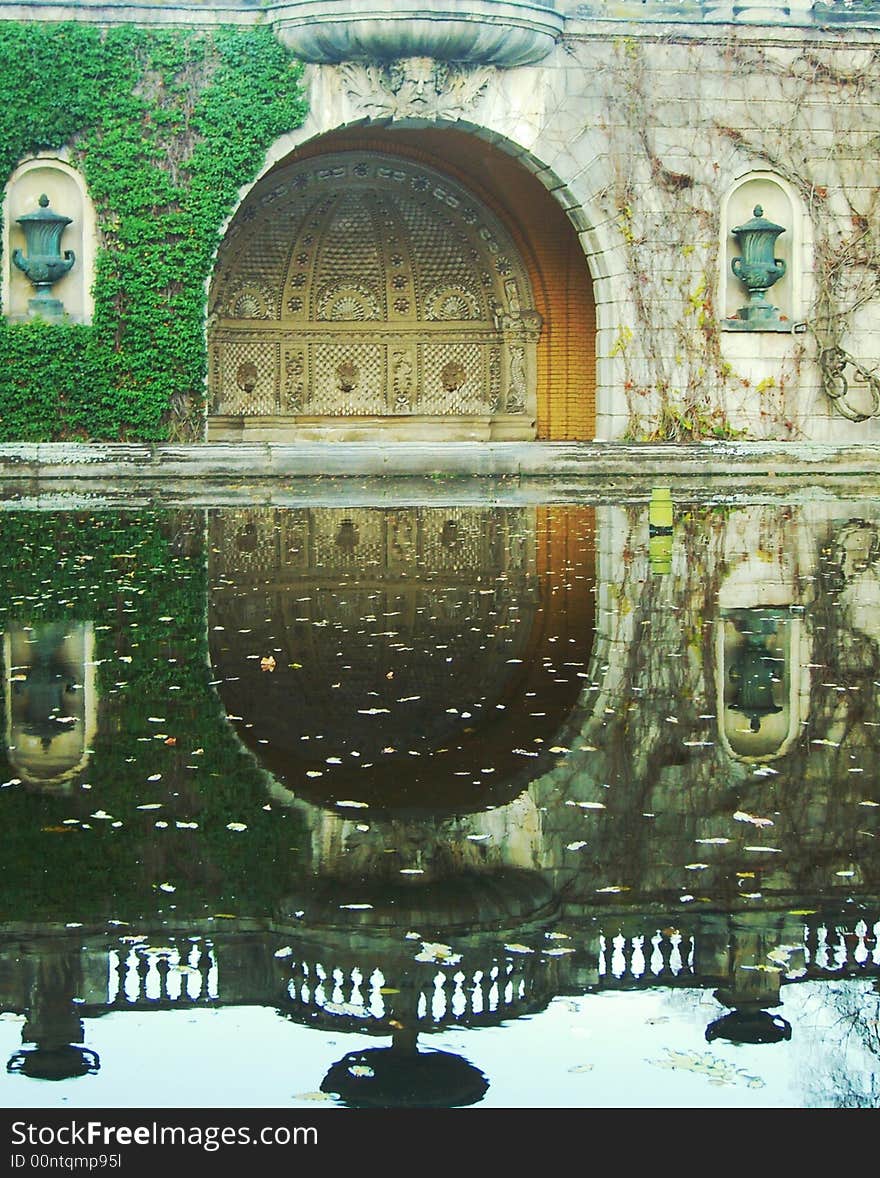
[208,504,595,814]
[209,128,597,441]
[3,157,96,324]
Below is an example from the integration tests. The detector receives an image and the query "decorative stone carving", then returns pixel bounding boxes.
[273,0,564,68]
[208,151,541,434]
[507,346,527,413]
[284,349,305,413]
[391,350,415,410]
[340,58,493,122]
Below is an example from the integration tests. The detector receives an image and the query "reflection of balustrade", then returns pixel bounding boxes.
[106,942,219,1009]
[598,928,696,988]
[279,953,549,1033]
[5,917,879,1032]
[803,919,880,977]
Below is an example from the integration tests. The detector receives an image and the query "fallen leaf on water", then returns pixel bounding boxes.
[734,810,774,827]
[415,942,461,964]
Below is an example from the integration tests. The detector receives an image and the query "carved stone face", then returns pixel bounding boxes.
[390,56,438,103]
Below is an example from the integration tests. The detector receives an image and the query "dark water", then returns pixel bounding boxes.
[0,492,879,1110]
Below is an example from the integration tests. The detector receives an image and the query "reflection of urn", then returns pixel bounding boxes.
[729,205,786,328]
[12,194,76,321]
[727,610,785,734]
[321,1036,488,1109]
[6,945,101,1082]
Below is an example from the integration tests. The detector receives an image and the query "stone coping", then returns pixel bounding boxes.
[0,440,878,482]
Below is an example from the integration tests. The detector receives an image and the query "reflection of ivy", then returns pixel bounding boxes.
[0,23,306,441]
[0,510,304,923]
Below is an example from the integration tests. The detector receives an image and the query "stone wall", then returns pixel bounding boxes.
[3,1,879,442]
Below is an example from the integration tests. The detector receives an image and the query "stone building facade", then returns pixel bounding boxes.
[3,0,880,443]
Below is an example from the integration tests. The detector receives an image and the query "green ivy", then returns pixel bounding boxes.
[0,509,306,923]
[0,23,307,441]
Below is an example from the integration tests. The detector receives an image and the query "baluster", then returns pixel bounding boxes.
[135,951,150,1002]
[109,949,126,1005]
[803,919,820,970]
[155,954,171,1002]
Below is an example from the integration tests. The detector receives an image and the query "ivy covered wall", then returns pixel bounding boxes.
[0,23,307,441]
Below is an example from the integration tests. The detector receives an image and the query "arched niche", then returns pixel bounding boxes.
[207,149,547,441]
[721,173,802,332]
[3,622,97,792]
[3,158,96,325]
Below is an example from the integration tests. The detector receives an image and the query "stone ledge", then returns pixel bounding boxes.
[1,440,880,481]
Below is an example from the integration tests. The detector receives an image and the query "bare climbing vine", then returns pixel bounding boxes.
[571,30,880,438]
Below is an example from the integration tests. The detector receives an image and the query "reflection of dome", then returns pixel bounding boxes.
[209,505,594,814]
[321,1045,488,1109]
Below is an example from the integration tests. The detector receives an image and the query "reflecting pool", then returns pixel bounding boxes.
[0,490,879,1109]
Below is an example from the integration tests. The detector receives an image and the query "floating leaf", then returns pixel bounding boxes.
[734,811,774,827]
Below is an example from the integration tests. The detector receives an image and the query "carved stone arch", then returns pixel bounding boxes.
[207,150,542,439]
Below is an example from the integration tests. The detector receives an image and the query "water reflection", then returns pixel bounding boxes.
[0,496,878,1108]
[5,622,96,789]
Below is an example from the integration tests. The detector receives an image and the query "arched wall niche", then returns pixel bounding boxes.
[2,157,96,324]
[207,126,596,441]
[720,172,804,331]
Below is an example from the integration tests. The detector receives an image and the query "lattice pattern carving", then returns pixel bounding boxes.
[310,343,384,415]
[421,342,484,413]
[214,339,279,415]
[208,153,540,425]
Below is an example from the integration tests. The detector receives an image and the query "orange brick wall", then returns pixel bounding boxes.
[291,128,597,440]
